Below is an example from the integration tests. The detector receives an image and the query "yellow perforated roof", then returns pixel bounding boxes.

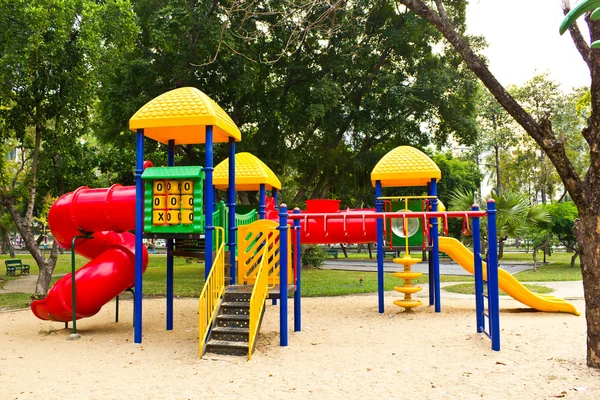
[129,87,241,144]
[371,146,441,187]
[213,152,282,191]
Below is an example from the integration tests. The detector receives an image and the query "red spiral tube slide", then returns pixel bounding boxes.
[31,185,148,322]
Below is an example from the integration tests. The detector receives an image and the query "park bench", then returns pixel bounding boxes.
[325,248,339,258]
[5,259,31,276]
[384,250,398,258]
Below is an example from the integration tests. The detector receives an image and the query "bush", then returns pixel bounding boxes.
[301,245,326,269]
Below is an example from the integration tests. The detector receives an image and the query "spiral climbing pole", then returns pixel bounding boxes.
[392,255,423,310]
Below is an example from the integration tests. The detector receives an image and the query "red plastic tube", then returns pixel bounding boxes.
[31,185,148,322]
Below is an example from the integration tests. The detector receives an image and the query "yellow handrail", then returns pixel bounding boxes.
[198,227,225,357]
[248,243,269,360]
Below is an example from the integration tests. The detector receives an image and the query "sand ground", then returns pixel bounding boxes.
[0,292,598,400]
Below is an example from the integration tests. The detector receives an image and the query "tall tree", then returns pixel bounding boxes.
[475,83,515,195]
[0,0,138,296]
[98,0,480,208]
[397,0,600,368]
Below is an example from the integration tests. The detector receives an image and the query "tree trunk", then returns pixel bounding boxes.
[2,229,15,258]
[498,238,504,260]
[494,142,502,195]
[574,214,600,367]
[533,235,551,272]
[5,202,58,296]
[571,250,579,269]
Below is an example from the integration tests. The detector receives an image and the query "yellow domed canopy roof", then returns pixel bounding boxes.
[213,152,282,191]
[129,87,241,145]
[371,146,441,187]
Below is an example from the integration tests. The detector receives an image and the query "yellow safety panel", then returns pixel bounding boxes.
[371,146,441,188]
[153,210,167,225]
[153,180,166,194]
[213,152,282,191]
[181,195,194,209]
[181,180,194,194]
[129,87,241,144]
[167,210,181,225]
[153,195,167,210]
[181,210,194,225]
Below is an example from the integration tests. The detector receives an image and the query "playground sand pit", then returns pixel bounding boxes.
[1,294,598,399]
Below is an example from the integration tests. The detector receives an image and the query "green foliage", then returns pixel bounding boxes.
[543,201,578,251]
[301,245,326,269]
[433,152,482,207]
[449,189,550,253]
[96,0,480,208]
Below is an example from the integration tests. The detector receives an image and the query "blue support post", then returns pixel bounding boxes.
[472,204,484,333]
[272,189,279,210]
[375,181,384,314]
[426,182,434,306]
[293,208,301,332]
[134,129,144,343]
[204,126,214,279]
[227,138,237,284]
[166,139,175,330]
[279,204,289,346]
[487,199,500,351]
[430,179,441,313]
[259,184,266,219]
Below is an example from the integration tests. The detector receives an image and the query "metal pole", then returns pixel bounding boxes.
[487,199,500,351]
[166,139,175,330]
[375,181,384,314]
[204,125,214,279]
[259,184,266,219]
[70,235,94,338]
[293,208,301,332]
[134,129,144,343]
[472,204,484,333]
[430,179,441,312]
[228,138,237,284]
[427,182,434,306]
[279,204,289,346]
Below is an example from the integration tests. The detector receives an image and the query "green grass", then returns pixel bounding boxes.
[300,269,470,297]
[501,251,579,265]
[0,292,33,310]
[513,264,582,282]
[443,282,554,296]
[0,249,582,310]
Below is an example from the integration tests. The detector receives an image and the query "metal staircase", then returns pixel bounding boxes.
[204,287,265,357]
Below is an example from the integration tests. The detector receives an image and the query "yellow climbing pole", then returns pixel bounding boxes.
[392,254,423,310]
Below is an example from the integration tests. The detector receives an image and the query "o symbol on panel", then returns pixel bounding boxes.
[184,182,191,191]
[157,183,163,191]
[170,197,177,206]
[188,197,193,207]
[167,213,171,222]
[154,198,160,206]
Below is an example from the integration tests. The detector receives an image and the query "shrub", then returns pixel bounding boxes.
[301,245,326,269]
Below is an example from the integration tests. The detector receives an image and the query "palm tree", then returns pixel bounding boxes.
[449,189,550,260]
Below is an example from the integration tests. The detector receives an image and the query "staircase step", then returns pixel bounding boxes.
[206,339,249,357]
[216,313,250,329]
[211,326,249,342]
[224,290,252,302]
[220,301,250,316]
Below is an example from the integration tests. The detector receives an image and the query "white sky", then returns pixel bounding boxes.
[466,0,590,90]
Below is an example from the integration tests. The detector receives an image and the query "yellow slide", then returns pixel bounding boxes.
[438,237,580,316]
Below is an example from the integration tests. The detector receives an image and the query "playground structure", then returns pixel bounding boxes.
[31,87,579,359]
